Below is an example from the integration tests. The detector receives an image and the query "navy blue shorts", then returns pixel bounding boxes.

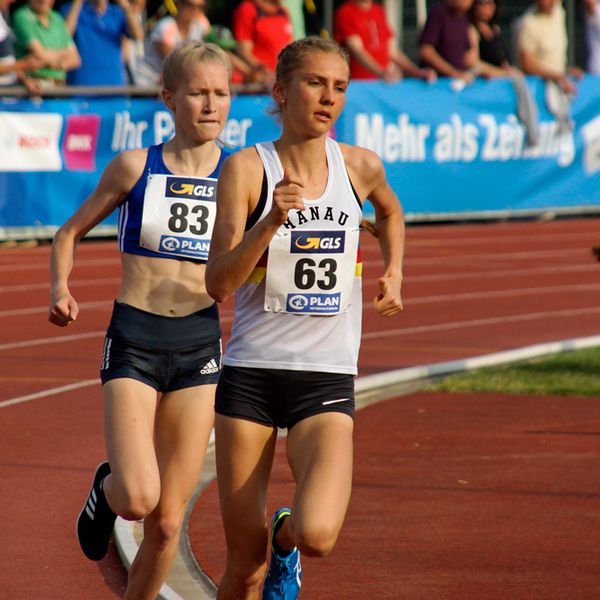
[100,301,221,393]
[215,365,355,429]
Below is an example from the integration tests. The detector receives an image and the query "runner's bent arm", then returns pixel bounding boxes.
[344,145,404,317]
[49,151,144,326]
[206,150,304,302]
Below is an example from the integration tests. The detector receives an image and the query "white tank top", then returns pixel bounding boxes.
[223,138,364,375]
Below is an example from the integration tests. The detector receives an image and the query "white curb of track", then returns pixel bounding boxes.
[114,333,600,600]
[355,334,600,394]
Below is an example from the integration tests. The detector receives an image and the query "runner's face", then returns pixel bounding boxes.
[280,52,349,136]
[166,61,231,142]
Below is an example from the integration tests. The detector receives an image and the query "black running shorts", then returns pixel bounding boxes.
[215,365,355,429]
[100,301,221,392]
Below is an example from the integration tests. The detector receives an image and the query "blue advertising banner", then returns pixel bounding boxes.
[335,76,600,218]
[1,76,599,238]
[0,93,278,237]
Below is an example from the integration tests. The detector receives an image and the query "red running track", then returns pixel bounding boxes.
[1,218,599,598]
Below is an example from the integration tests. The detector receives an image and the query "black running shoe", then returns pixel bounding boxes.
[76,461,116,561]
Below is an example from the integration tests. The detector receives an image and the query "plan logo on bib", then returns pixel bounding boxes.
[286,293,341,313]
[159,235,210,258]
[160,236,181,252]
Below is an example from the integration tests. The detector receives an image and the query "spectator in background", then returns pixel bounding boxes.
[470,0,509,71]
[135,0,258,87]
[469,0,540,145]
[283,0,325,40]
[204,23,263,85]
[60,0,144,86]
[134,0,210,85]
[283,0,305,39]
[232,0,293,82]
[583,0,600,74]
[334,0,436,82]
[124,0,147,84]
[514,0,582,93]
[303,0,325,37]
[0,0,44,92]
[419,0,477,84]
[469,0,524,77]
[12,0,80,87]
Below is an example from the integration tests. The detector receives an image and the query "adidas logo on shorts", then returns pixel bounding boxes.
[200,358,219,375]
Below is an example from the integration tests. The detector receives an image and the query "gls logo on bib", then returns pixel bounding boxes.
[166,177,216,200]
[291,231,345,254]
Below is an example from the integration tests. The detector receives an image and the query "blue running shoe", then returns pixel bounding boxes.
[262,507,302,600]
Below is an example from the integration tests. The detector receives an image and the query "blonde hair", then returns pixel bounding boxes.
[268,36,349,118]
[162,42,231,91]
[275,36,349,86]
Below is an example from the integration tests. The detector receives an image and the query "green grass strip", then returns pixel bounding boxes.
[427,346,600,396]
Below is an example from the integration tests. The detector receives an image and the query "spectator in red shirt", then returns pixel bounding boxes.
[334,0,435,82]
[232,0,293,82]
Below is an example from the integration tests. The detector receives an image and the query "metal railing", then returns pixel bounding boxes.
[0,82,268,99]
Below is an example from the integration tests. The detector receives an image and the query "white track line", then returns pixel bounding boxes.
[403,231,599,245]
[361,306,600,339]
[0,302,235,319]
[0,317,234,352]
[0,246,587,273]
[3,280,598,319]
[405,263,597,283]
[2,263,595,295]
[3,307,600,408]
[0,378,99,408]
[0,300,112,318]
[404,248,584,265]
[402,283,600,305]
[0,330,104,351]
[0,257,120,272]
[1,302,598,352]
[0,278,120,293]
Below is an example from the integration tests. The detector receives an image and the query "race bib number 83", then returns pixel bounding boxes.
[265,228,360,315]
[140,174,217,260]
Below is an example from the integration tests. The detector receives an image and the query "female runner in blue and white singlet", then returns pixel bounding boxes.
[49,42,231,600]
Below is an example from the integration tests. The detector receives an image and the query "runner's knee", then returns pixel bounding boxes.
[111,484,160,521]
[295,522,339,557]
[145,512,184,552]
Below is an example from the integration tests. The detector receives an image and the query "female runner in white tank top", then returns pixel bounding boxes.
[206,37,405,600]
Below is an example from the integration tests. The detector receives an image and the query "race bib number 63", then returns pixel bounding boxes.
[265,228,360,315]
